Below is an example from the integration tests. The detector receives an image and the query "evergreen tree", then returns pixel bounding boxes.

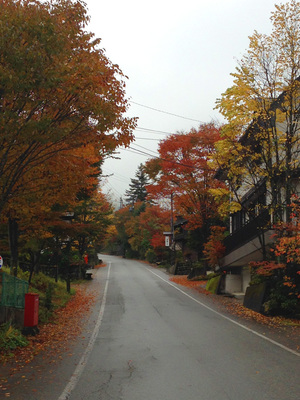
[125,164,149,205]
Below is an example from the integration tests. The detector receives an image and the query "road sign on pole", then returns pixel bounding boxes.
[0,255,3,269]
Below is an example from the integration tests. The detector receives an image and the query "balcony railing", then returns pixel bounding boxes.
[224,210,271,254]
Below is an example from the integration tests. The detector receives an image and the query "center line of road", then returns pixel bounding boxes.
[147,268,300,358]
[58,262,111,400]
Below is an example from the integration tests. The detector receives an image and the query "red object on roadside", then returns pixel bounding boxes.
[84,254,88,264]
[24,293,39,327]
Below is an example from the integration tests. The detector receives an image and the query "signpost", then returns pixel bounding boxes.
[0,255,3,269]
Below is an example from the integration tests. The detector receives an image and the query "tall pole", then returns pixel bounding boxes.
[171,193,176,266]
[171,192,174,245]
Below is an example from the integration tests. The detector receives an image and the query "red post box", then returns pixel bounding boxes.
[24,293,39,327]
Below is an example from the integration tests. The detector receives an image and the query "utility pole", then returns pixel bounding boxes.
[170,192,176,266]
[171,192,174,245]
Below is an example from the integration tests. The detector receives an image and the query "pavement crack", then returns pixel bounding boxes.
[127,359,136,378]
[85,373,113,400]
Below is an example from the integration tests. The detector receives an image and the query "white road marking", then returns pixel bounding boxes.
[147,268,300,358]
[58,262,111,400]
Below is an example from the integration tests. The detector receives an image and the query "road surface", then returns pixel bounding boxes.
[3,255,300,399]
[61,255,299,400]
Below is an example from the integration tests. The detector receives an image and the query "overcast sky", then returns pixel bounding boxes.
[84,0,289,206]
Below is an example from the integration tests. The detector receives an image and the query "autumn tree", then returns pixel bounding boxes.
[214,0,300,225]
[107,202,169,261]
[109,205,133,257]
[145,123,224,258]
[125,164,149,205]
[108,202,146,258]
[15,187,114,289]
[0,0,136,218]
[4,129,106,276]
[71,189,113,259]
[0,0,136,275]
[203,226,226,270]
[124,202,170,260]
[249,196,300,316]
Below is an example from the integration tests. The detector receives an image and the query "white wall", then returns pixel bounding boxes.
[225,274,242,293]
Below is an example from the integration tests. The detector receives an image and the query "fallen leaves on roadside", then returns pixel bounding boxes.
[170,275,207,288]
[94,263,107,269]
[169,275,300,330]
[170,275,209,293]
[1,286,98,375]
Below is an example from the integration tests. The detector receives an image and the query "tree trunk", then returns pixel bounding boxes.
[28,250,35,284]
[28,250,42,284]
[8,217,19,277]
[66,264,71,293]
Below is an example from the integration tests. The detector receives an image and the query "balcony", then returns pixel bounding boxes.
[224,210,271,254]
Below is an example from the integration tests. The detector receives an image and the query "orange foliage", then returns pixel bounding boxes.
[139,205,170,249]
[0,0,136,216]
[249,197,300,300]
[146,123,224,230]
[250,260,286,276]
[203,226,226,268]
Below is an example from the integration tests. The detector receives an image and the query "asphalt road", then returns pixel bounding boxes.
[2,255,299,399]
[62,255,299,400]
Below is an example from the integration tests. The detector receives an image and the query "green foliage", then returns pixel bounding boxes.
[31,271,74,322]
[189,275,206,281]
[263,282,300,317]
[145,248,157,264]
[111,201,170,262]
[190,272,219,281]
[205,275,222,294]
[125,164,149,205]
[124,248,139,259]
[249,273,267,287]
[175,251,184,263]
[250,261,299,317]
[0,323,28,351]
[157,262,172,270]
[11,268,73,323]
[45,283,54,311]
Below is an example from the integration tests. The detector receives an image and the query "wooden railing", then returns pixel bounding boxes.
[224,210,271,254]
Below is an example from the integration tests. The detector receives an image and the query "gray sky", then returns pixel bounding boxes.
[84,0,289,205]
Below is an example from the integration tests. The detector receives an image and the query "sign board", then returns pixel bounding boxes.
[0,255,3,269]
[165,236,170,247]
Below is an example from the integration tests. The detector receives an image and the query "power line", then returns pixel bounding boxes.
[125,146,214,172]
[135,126,174,136]
[102,180,124,198]
[133,143,159,156]
[130,101,204,123]
[128,146,154,158]
[134,137,161,141]
[125,147,198,170]
[104,174,130,185]
[102,168,131,182]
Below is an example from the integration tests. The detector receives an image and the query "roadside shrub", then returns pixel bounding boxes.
[206,275,222,294]
[189,272,220,281]
[19,272,74,324]
[125,248,139,259]
[156,262,172,270]
[0,323,28,351]
[145,249,156,264]
[44,283,54,310]
[263,282,300,317]
[189,274,208,281]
